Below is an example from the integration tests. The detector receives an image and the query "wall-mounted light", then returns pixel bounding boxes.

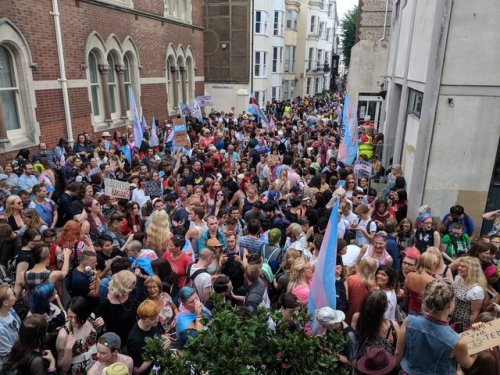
[221,42,228,49]
[448,97,454,108]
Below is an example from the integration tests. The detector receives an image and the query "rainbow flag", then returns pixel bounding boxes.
[307,199,340,315]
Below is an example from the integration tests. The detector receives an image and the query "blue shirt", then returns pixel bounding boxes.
[16,174,38,192]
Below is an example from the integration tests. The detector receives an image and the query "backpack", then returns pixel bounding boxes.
[261,244,285,277]
[185,263,209,289]
[64,242,81,297]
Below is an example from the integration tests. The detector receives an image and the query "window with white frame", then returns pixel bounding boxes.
[408,89,423,118]
[286,10,297,30]
[324,51,329,66]
[326,27,332,41]
[306,77,311,95]
[284,45,295,72]
[308,47,314,70]
[166,56,175,110]
[272,47,282,73]
[186,57,194,102]
[123,53,132,110]
[272,86,281,101]
[319,22,325,38]
[255,90,266,107]
[314,77,320,93]
[310,16,316,33]
[320,0,325,10]
[273,11,284,36]
[254,51,267,77]
[88,51,102,117]
[177,57,184,104]
[317,49,322,69]
[328,2,333,17]
[255,11,268,34]
[106,54,120,116]
[0,45,22,132]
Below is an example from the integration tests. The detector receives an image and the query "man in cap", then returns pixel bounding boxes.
[87,332,133,375]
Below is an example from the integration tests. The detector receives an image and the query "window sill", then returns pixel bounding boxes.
[0,132,38,153]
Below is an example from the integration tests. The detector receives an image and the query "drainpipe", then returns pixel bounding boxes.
[250,0,255,94]
[50,0,74,145]
[379,0,389,41]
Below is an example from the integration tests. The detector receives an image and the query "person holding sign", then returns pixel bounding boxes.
[395,279,478,374]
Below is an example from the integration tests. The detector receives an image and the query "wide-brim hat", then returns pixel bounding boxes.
[356,346,397,375]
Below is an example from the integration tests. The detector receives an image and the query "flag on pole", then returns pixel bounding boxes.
[150,116,159,147]
[141,116,147,134]
[307,199,340,317]
[122,144,132,164]
[129,87,143,150]
[247,93,270,128]
[337,94,358,165]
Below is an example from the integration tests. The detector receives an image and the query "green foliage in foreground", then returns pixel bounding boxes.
[143,300,349,375]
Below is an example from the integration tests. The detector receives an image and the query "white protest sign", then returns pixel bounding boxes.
[196,95,213,108]
[460,318,500,355]
[88,166,101,177]
[104,178,130,199]
[353,160,373,178]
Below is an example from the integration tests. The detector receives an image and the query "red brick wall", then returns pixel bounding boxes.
[0,0,204,162]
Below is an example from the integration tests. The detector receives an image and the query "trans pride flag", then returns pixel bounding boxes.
[247,93,270,129]
[337,93,358,166]
[129,87,143,150]
[150,116,159,147]
[307,199,340,315]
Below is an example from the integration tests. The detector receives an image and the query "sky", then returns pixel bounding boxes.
[337,0,358,20]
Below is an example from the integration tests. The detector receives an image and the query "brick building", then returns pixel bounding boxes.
[0,0,204,161]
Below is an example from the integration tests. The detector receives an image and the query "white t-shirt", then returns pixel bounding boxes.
[383,289,397,321]
[355,218,378,246]
[337,218,350,239]
[342,211,359,226]
[189,265,213,303]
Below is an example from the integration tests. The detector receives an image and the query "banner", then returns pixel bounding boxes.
[144,181,162,197]
[178,102,191,117]
[104,178,130,199]
[88,166,101,177]
[337,93,358,166]
[460,318,500,355]
[192,99,203,122]
[353,160,373,178]
[196,95,213,108]
[172,118,189,148]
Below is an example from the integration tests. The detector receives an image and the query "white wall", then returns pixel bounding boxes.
[206,83,249,114]
[401,114,419,191]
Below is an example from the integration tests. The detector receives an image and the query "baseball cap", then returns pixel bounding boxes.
[99,332,121,351]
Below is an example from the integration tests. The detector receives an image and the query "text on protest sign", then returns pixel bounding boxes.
[172,118,189,147]
[460,318,500,355]
[144,181,162,197]
[196,95,213,108]
[353,160,373,178]
[88,166,102,177]
[104,179,130,199]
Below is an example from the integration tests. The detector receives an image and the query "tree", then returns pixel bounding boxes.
[143,299,349,375]
[340,6,358,67]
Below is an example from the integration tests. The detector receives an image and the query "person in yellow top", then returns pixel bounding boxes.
[358,130,374,159]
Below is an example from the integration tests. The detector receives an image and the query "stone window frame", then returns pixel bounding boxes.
[0,18,40,153]
[165,43,196,115]
[84,32,141,131]
[164,0,192,24]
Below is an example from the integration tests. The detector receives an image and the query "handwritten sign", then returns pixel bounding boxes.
[353,160,373,178]
[172,118,188,147]
[460,318,500,355]
[144,181,162,197]
[104,179,130,199]
[196,95,213,108]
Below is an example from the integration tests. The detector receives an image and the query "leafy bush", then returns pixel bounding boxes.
[143,300,349,375]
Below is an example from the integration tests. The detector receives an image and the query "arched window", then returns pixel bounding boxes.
[166,56,175,111]
[88,51,102,117]
[177,57,184,104]
[0,45,21,132]
[124,53,132,109]
[186,57,193,102]
[107,54,120,116]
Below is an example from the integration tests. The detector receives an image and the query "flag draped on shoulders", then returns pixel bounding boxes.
[307,199,340,315]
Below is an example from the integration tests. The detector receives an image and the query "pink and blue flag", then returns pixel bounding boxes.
[337,94,358,166]
[307,199,340,316]
[129,87,143,150]
[150,116,159,147]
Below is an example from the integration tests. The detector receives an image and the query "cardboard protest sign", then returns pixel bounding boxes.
[104,179,130,199]
[144,181,162,197]
[172,118,189,147]
[196,95,213,108]
[460,318,500,355]
[353,160,373,178]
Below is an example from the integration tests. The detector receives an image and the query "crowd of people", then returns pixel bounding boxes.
[0,91,498,374]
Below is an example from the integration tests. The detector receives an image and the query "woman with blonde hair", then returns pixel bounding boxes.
[286,258,314,305]
[97,270,139,344]
[4,195,24,231]
[426,246,453,280]
[450,256,487,329]
[18,208,48,237]
[345,257,378,324]
[403,251,439,315]
[146,210,171,257]
[273,249,303,300]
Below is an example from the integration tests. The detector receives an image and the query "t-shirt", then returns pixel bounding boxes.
[238,235,265,255]
[28,198,58,228]
[355,218,377,246]
[163,251,192,288]
[96,249,122,272]
[127,322,163,369]
[188,264,212,303]
[441,233,470,259]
